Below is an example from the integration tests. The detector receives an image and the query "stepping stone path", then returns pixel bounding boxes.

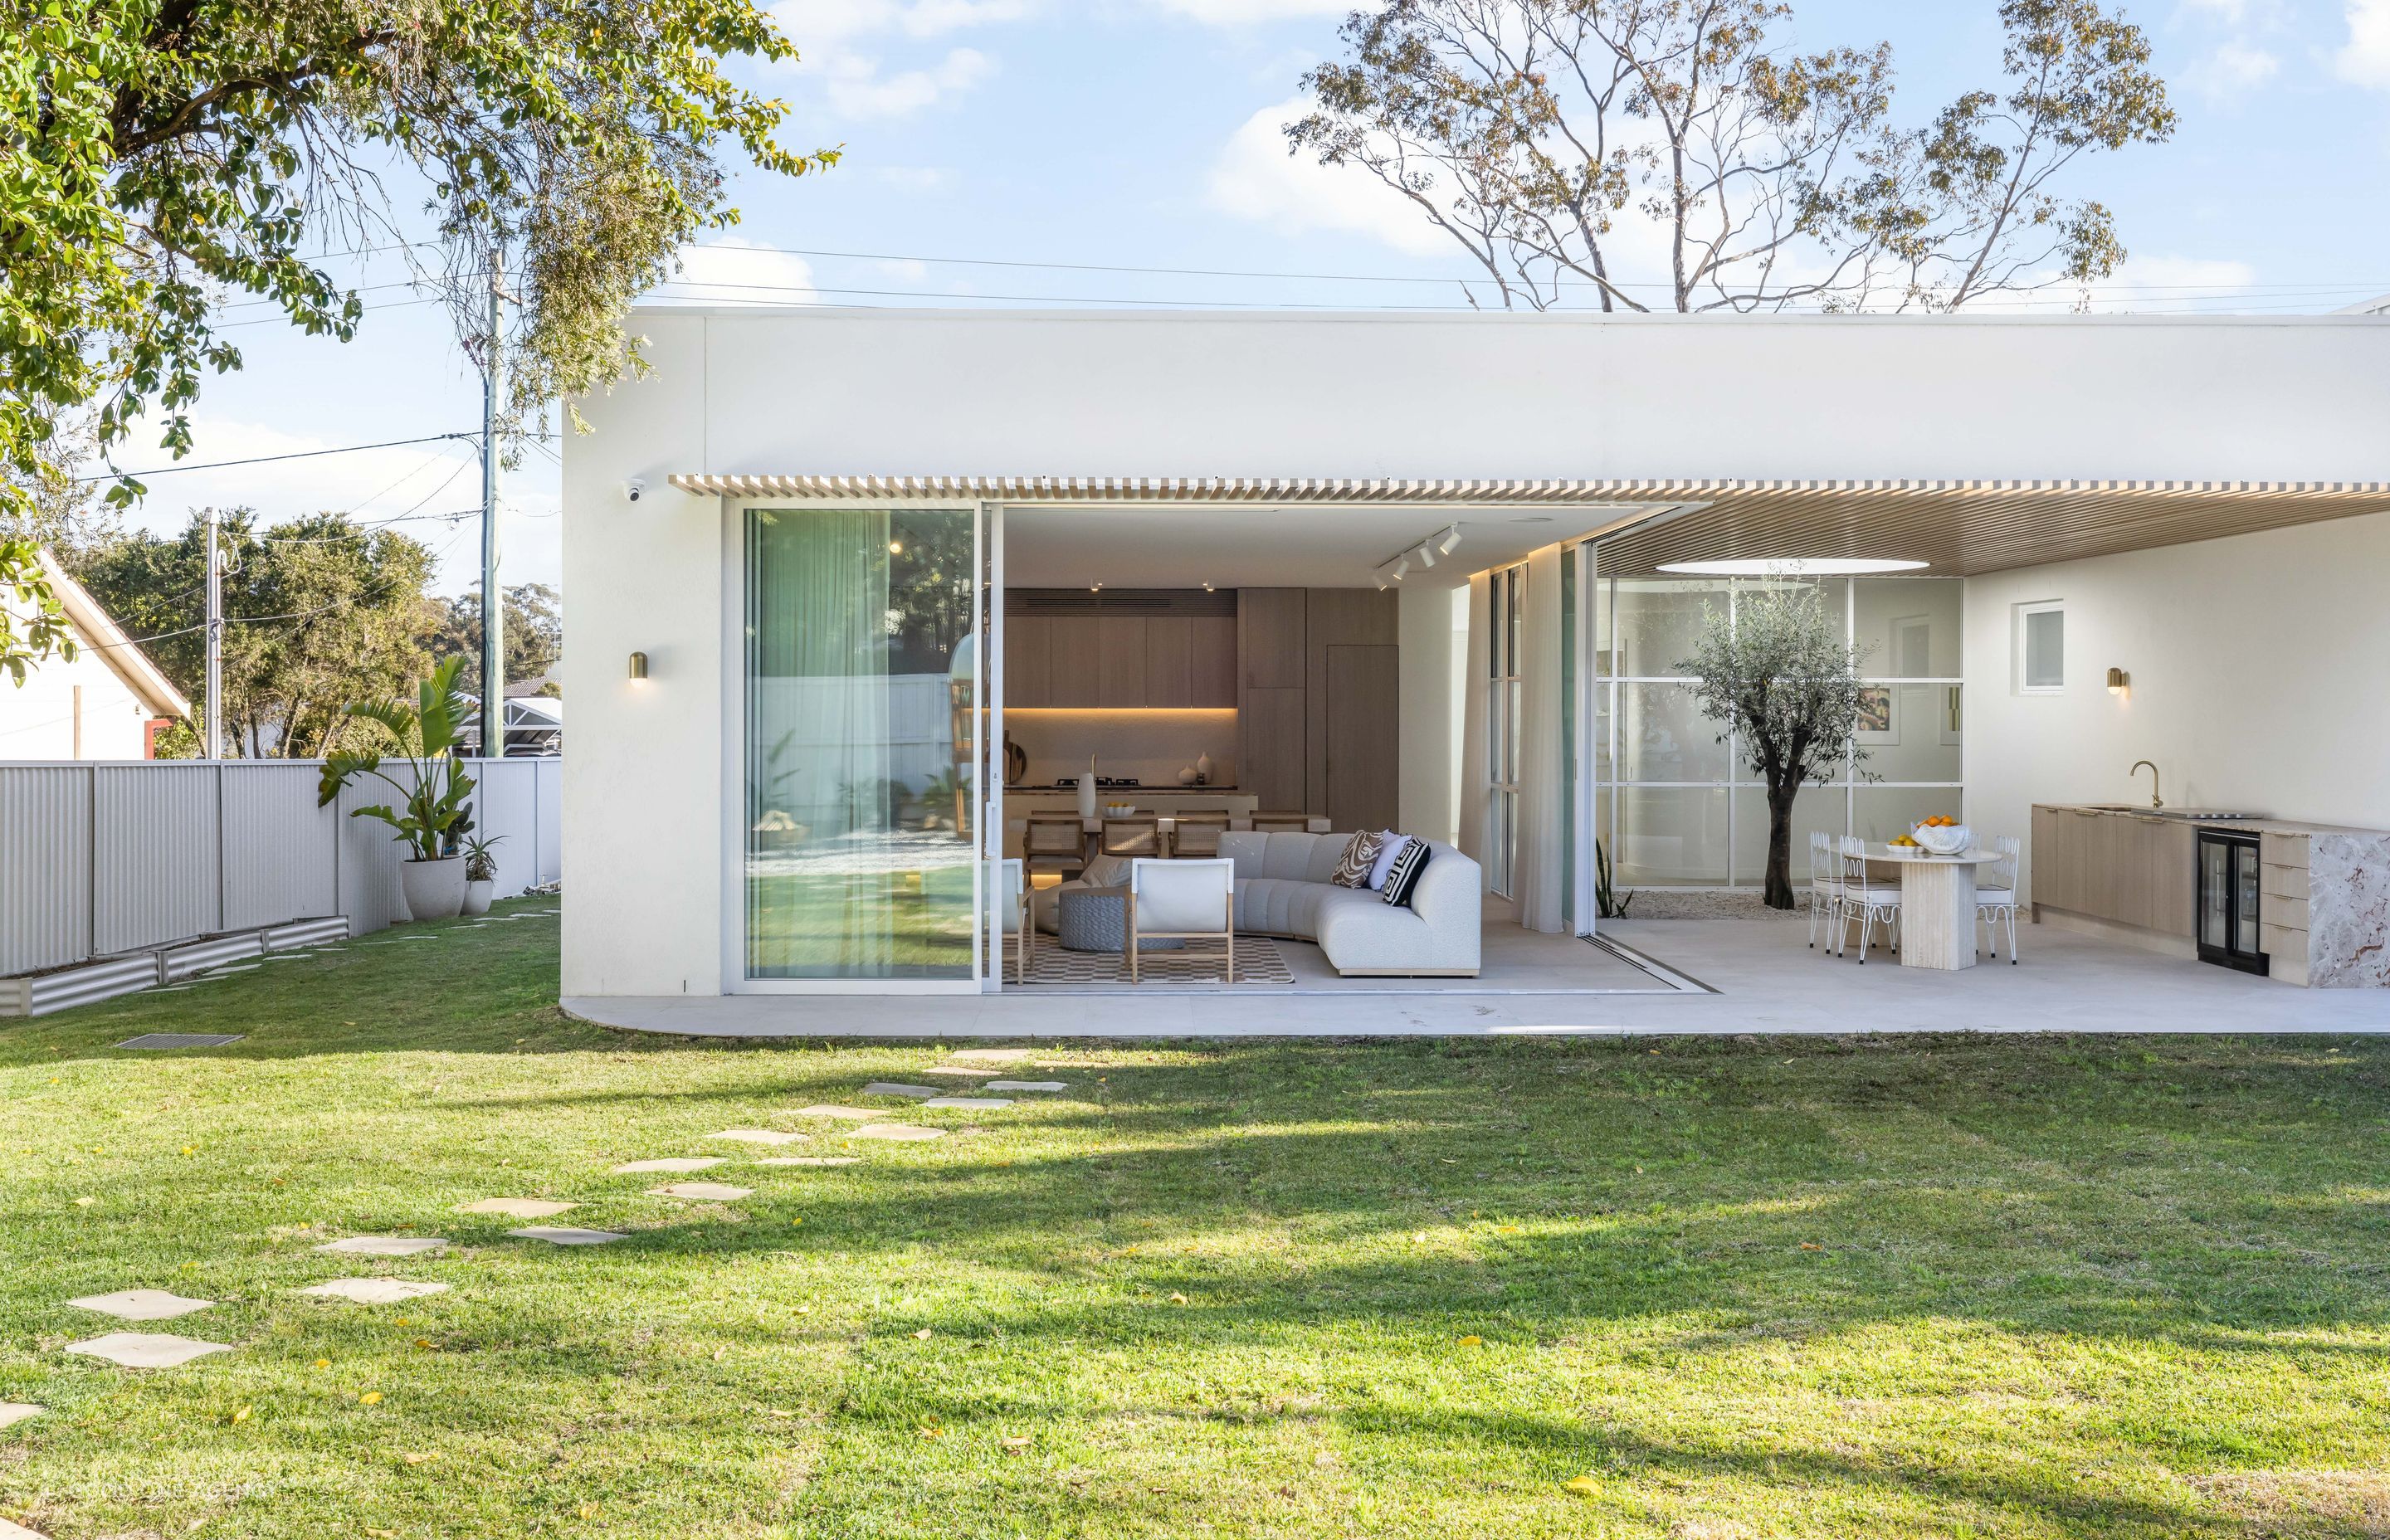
[948,1048,1032,1062]
[460,1198,575,1218]
[114,1033,242,1050]
[921,1066,1002,1078]
[853,1124,944,1143]
[66,1289,213,1322]
[316,1235,446,1257]
[300,1279,449,1305]
[612,1157,722,1174]
[1,1515,49,1539]
[650,1182,752,1201]
[923,1097,1011,1110]
[710,1129,807,1146]
[66,1333,232,1369]
[795,1105,880,1122]
[861,1083,941,1099]
[757,1156,861,1167]
[510,1226,627,1246]
[0,1404,43,1430]
[986,1081,1067,1092]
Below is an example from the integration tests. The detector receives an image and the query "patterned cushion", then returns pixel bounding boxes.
[1366,833,1412,890]
[1379,840,1431,908]
[1329,831,1385,889]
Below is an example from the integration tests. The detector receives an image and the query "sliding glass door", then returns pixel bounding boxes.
[741,505,986,986]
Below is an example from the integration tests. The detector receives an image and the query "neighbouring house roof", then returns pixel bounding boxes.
[36,549,193,720]
[667,475,2390,578]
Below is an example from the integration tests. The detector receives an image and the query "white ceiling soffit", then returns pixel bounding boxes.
[669,474,1696,504]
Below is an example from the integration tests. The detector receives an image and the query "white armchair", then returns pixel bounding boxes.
[1127,857,1235,984]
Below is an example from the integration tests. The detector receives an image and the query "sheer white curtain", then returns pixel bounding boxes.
[1514,545,1567,932]
[1456,572,1490,875]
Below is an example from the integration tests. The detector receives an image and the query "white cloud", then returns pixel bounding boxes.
[1205,97,1453,257]
[2183,39,2280,102]
[2337,0,2390,87]
[646,239,821,305]
[818,45,995,119]
[772,0,1013,119]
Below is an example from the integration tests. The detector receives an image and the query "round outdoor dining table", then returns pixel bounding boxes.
[1866,846,2007,971]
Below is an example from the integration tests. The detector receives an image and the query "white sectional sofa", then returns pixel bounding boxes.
[1218,831,1481,977]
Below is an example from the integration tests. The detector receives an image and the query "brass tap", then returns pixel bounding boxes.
[2130,760,2163,810]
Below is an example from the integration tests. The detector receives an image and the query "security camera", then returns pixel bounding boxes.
[624,477,647,503]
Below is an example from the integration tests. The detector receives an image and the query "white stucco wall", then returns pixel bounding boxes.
[1397,582,1466,846]
[1966,509,2390,906]
[0,636,155,759]
[565,308,2390,997]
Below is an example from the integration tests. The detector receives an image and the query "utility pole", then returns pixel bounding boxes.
[203,504,222,759]
[478,270,505,760]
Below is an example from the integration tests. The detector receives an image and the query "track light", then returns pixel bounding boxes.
[1436,525,1462,557]
[1414,542,1436,568]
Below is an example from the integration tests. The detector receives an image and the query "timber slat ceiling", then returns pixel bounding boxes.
[668,475,2390,577]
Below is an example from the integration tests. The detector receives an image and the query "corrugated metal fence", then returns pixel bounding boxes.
[0,758,561,977]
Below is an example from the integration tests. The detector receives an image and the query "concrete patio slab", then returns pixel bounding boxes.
[113,1034,243,1050]
[316,1236,446,1256]
[66,1289,213,1322]
[65,1333,232,1368]
[650,1182,752,1201]
[459,1198,575,1218]
[0,1404,44,1430]
[610,1157,722,1173]
[852,1123,944,1142]
[300,1279,451,1305]
[709,1129,808,1145]
[509,1226,627,1245]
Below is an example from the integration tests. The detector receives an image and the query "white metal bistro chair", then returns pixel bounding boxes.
[1976,834,2022,964]
[1126,857,1236,984]
[1807,829,1844,952]
[1835,836,1904,963]
[998,857,1032,983]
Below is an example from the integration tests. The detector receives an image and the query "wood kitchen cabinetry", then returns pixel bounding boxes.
[2030,804,2196,944]
[1005,592,1236,709]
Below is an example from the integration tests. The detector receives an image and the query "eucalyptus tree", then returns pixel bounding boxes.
[1680,582,1872,910]
[0,0,837,678]
[1288,0,2173,313]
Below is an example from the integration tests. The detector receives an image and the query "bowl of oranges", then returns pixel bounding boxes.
[1903,815,1971,855]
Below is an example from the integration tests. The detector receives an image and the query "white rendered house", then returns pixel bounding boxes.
[559,307,2390,1016]
[0,551,190,760]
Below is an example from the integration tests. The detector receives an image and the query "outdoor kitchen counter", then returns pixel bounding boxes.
[2033,803,2390,987]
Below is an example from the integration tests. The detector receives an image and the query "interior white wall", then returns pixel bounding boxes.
[560,313,724,998]
[1967,509,2390,904]
[1397,582,1465,844]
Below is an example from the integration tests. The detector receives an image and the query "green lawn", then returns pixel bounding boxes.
[5,902,2390,1538]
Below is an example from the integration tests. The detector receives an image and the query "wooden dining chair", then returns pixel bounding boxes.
[1023,813,1088,879]
[1249,811,1310,834]
[1170,811,1230,857]
[1100,815,1163,859]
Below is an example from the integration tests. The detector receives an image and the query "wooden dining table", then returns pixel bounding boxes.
[1866,845,2007,970]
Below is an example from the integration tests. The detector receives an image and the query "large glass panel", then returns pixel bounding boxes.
[1851,787,1963,844]
[1615,787,1729,886]
[1855,578,1963,677]
[2023,607,2064,690]
[1613,579,1725,677]
[1732,786,1848,885]
[745,507,978,980]
[1851,681,1963,782]
[1620,682,1731,782]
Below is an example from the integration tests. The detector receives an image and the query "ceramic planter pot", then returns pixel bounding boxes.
[462,878,494,917]
[399,855,467,921]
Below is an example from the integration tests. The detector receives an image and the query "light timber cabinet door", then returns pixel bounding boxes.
[1144,616,1192,708]
[1190,616,1237,707]
[1324,646,1399,833]
[1243,687,1305,812]
[1006,617,1051,709]
[1097,618,1148,707]
[1047,616,1104,707]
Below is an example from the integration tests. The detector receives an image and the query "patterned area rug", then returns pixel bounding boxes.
[1018,935,1295,986]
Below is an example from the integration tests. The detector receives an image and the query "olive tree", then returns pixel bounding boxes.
[0,0,836,680]
[1680,582,1872,909]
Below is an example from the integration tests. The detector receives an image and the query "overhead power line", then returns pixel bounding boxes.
[74,431,479,484]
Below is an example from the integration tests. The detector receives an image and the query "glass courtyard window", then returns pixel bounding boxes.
[744,508,978,979]
[2017,600,2064,694]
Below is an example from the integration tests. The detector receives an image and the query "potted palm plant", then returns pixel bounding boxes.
[461,835,505,915]
[315,657,479,922]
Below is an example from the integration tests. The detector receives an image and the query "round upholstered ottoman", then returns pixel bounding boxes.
[1055,886,1182,952]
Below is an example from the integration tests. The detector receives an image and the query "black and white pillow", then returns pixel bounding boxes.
[1329,831,1384,889]
[1379,841,1431,908]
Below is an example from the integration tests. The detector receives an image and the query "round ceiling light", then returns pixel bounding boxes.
[1655,558,1929,576]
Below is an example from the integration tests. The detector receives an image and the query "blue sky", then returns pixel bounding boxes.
[111,0,2390,596]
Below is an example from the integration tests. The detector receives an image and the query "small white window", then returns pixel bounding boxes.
[2016,601,2064,694]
